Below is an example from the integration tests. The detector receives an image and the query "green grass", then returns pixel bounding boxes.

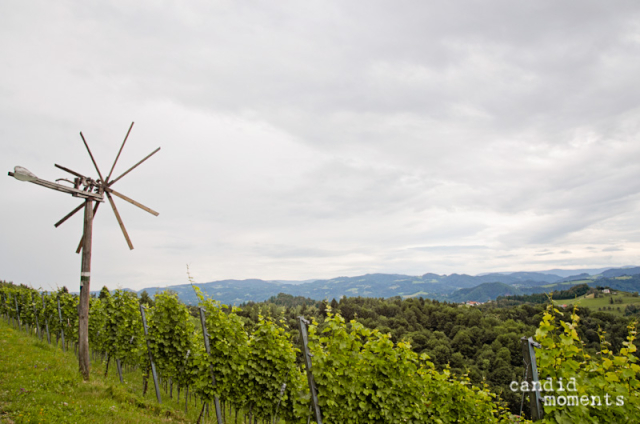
[553,291,640,316]
[0,318,235,423]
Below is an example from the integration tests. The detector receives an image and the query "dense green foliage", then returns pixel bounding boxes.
[498,284,595,305]
[147,291,195,389]
[3,279,639,422]
[308,311,513,423]
[240,292,639,416]
[100,289,146,366]
[534,305,640,422]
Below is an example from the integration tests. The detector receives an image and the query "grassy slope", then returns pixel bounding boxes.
[0,319,216,424]
[553,291,640,316]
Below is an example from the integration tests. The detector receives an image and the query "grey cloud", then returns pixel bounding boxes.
[408,245,489,252]
[252,243,342,259]
[603,246,624,252]
[2,1,640,289]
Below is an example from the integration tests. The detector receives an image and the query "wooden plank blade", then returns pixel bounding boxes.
[106,192,134,250]
[76,202,100,253]
[55,164,88,180]
[55,202,84,228]
[108,147,160,186]
[79,132,105,183]
[106,187,159,217]
[106,122,134,183]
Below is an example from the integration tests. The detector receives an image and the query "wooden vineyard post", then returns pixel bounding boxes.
[185,385,189,415]
[14,296,21,330]
[183,350,191,415]
[57,298,66,351]
[10,294,15,327]
[33,304,40,340]
[198,307,224,424]
[2,293,8,324]
[78,198,93,379]
[40,293,45,341]
[22,294,28,334]
[21,294,27,333]
[4,294,10,325]
[116,359,124,383]
[521,337,544,420]
[298,316,323,424]
[12,295,17,328]
[273,381,287,424]
[140,304,162,403]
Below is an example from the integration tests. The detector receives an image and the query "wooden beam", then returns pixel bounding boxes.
[106,192,134,250]
[28,177,103,201]
[76,202,100,254]
[108,147,160,185]
[55,164,88,180]
[106,187,159,217]
[79,132,105,183]
[106,122,134,183]
[55,202,85,227]
[78,198,93,380]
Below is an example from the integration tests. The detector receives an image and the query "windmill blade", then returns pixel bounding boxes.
[108,147,160,186]
[106,191,134,250]
[76,202,101,254]
[55,202,85,228]
[79,132,105,183]
[106,122,134,183]
[55,164,88,180]
[106,187,159,217]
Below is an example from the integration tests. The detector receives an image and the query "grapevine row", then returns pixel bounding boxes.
[0,282,521,423]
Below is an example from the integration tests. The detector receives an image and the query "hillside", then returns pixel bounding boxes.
[0,320,197,423]
[552,289,640,317]
[449,282,522,303]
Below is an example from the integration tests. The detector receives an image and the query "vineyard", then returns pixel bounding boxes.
[1,281,639,423]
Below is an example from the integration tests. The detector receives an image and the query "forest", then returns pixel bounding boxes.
[235,288,640,415]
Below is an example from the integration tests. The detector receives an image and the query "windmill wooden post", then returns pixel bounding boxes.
[8,122,160,381]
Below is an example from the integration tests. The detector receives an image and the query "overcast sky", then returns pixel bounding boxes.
[2,1,640,292]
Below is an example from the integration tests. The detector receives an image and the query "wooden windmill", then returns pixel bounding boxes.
[7,122,160,380]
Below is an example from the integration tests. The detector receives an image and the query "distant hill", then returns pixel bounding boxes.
[500,272,562,284]
[557,273,592,283]
[131,266,639,305]
[535,267,635,278]
[601,267,640,278]
[509,275,640,298]
[449,282,522,303]
[594,275,640,292]
[136,271,563,305]
[140,279,296,305]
